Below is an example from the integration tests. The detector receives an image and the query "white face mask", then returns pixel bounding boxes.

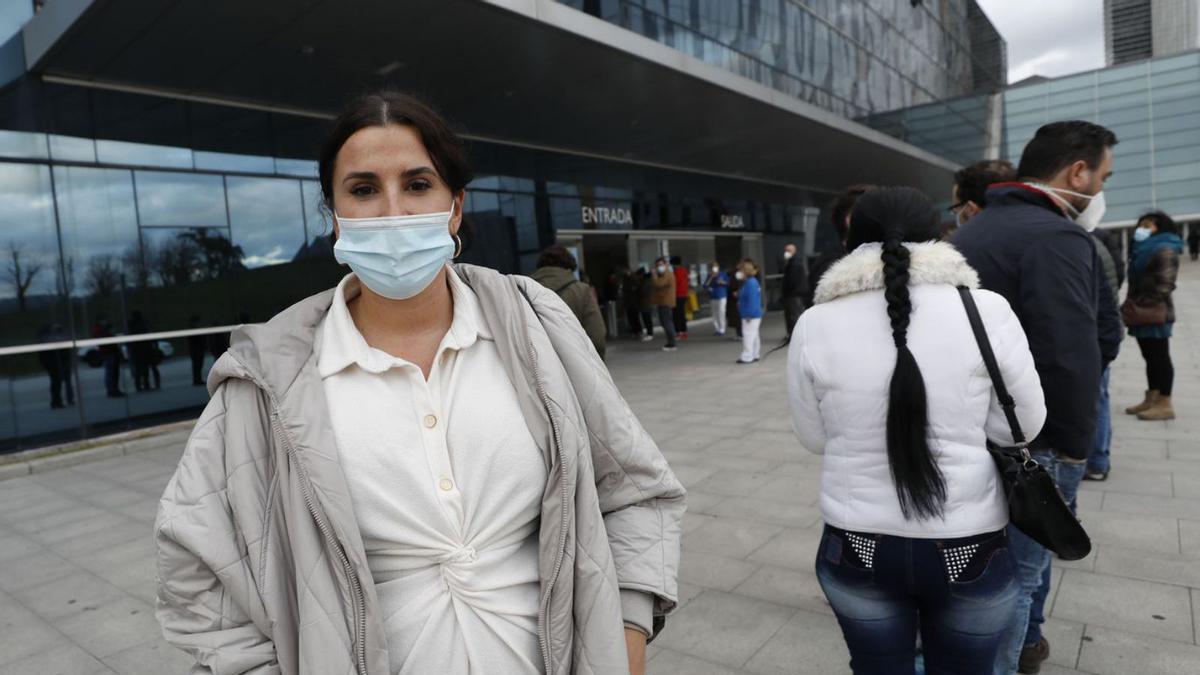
[656,265,666,274]
[735,271,746,281]
[1028,183,1106,232]
[334,202,457,299]
[783,251,794,261]
[711,266,719,274]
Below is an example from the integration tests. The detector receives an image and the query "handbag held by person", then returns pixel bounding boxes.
[958,287,1092,561]
[1120,296,1168,327]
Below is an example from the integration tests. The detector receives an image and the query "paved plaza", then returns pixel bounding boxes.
[3,262,1200,674]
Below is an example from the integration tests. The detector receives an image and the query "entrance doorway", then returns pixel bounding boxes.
[555,230,764,337]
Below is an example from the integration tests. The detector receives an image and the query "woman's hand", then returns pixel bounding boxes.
[624,627,647,675]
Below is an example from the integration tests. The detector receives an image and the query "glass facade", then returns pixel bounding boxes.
[1003,50,1200,224]
[561,0,1006,163]
[0,78,826,452]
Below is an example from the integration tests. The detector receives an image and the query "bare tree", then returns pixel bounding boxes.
[55,255,76,298]
[156,236,199,287]
[122,243,151,290]
[3,241,43,312]
[85,254,122,298]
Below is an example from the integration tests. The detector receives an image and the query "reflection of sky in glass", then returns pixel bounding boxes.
[135,171,227,226]
[0,0,32,44]
[275,158,318,178]
[301,180,328,241]
[97,140,193,169]
[53,167,138,297]
[0,163,58,300]
[195,151,275,174]
[226,177,304,268]
[0,129,48,160]
[49,135,97,162]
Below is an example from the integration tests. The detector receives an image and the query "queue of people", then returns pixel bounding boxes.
[152,88,1189,675]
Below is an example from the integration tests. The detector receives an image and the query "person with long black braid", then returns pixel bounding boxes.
[787,187,1047,674]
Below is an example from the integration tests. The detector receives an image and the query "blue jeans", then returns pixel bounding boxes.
[817,525,1018,675]
[1087,367,1112,474]
[995,450,1087,674]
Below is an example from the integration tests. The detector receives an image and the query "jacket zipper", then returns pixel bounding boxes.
[271,412,369,675]
[526,338,570,675]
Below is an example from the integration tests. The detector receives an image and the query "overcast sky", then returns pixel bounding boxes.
[976,0,1106,83]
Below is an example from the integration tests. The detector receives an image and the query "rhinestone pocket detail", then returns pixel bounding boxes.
[845,532,877,568]
[943,543,980,582]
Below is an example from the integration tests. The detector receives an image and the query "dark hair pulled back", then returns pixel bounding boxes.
[317,90,473,210]
[846,187,946,520]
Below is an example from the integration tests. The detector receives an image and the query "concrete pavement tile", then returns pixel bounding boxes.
[78,486,150,510]
[1075,489,1103,511]
[691,470,778,498]
[1,497,83,528]
[675,581,704,610]
[1042,618,1085,669]
[0,462,30,481]
[31,512,132,546]
[1038,666,1092,675]
[1168,440,1200,461]
[1093,546,1200,588]
[50,520,150,561]
[691,453,783,475]
[1172,473,1200,499]
[0,643,112,675]
[684,490,727,516]
[679,551,761,592]
[54,595,158,658]
[1181,519,1200,556]
[647,649,749,675]
[14,572,125,622]
[1053,547,1097,572]
[1051,570,1194,643]
[683,517,784,559]
[653,591,796,669]
[10,503,105,536]
[1077,624,1200,675]
[0,530,42,563]
[0,598,63,667]
[100,639,196,675]
[1101,492,1200,519]
[733,564,832,616]
[30,445,123,474]
[746,527,822,571]
[1108,436,1169,460]
[709,496,821,528]
[1077,466,1174,497]
[742,609,850,675]
[751,474,821,506]
[1076,511,1182,554]
[668,462,717,488]
[0,550,78,593]
[683,512,717,535]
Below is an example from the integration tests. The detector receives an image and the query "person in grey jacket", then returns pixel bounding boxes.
[154,90,684,675]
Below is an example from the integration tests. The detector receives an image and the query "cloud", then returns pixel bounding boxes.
[976,0,1106,83]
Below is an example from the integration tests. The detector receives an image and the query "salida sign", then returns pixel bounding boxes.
[581,205,633,226]
[720,214,746,229]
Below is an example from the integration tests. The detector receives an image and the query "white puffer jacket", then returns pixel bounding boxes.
[788,242,1046,538]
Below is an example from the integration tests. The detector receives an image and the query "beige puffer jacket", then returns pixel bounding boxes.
[154,264,685,675]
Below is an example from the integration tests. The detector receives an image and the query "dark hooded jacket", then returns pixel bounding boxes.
[952,183,1102,460]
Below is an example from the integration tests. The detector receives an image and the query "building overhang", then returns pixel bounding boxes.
[22,0,958,196]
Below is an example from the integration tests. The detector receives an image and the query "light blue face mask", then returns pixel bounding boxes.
[333,201,457,300]
[1134,227,1152,243]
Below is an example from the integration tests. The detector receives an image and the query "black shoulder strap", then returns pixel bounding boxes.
[552,279,581,295]
[957,286,1026,445]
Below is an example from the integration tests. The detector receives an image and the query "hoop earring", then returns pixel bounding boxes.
[452,233,463,259]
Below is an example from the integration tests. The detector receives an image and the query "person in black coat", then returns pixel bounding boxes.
[952,120,1117,675]
[781,243,807,337]
[805,185,873,308]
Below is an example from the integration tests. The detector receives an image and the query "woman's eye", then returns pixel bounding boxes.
[408,180,433,192]
[349,184,376,197]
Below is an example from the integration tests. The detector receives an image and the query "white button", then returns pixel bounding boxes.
[439,477,454,492]
[424,414,438,429]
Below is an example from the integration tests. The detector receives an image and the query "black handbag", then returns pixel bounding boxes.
[958,287,1092,561]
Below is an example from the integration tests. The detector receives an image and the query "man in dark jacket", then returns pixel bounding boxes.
[952,120,1117,675]
[781,243,807,337]
[805,185,872,308]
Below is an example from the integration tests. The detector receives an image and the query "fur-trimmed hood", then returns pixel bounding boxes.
[813,241,979,305]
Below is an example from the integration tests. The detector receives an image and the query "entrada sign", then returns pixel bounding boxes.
[581,205,634,226]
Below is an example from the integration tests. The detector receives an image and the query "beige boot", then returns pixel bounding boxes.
[1138,395,1175,421]
[1126,390,1159,415]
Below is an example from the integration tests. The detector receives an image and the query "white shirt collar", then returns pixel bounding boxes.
[317,266,491,378]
